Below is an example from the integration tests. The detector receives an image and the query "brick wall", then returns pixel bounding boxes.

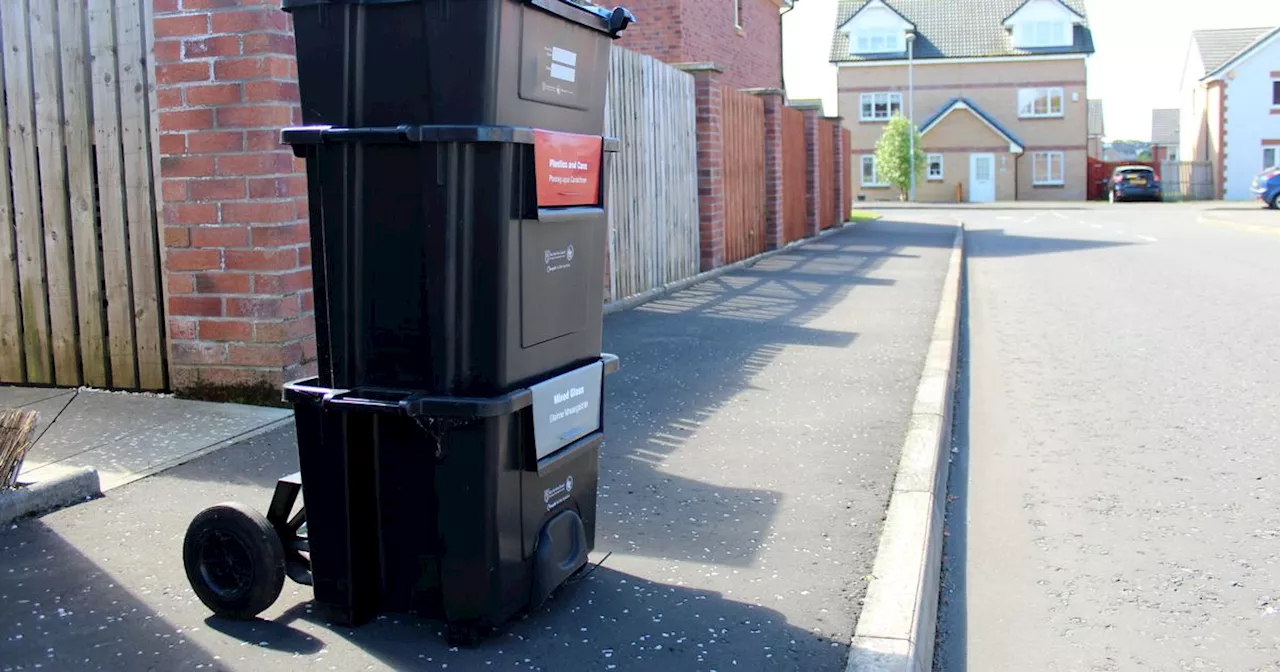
[752,89,786,250]
[619,0,783,91]
[686,65,727,271]
[154,0,314,391]
[800,106,822,236]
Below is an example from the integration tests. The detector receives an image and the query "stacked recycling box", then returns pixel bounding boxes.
[279,0,632,639]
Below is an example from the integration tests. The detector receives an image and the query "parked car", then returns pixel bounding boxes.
[1252,166,1280,209]
[1109,166,1161,203]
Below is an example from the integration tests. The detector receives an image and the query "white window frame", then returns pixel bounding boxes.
[1032,151,1065,186]
[1015,20,1070,48]
[1265,147,1278,170]
[861,155,888,187]
[1018,87,1065,118]
[854,28,904,54]
[927,154,944,180]
[859,92,903,122]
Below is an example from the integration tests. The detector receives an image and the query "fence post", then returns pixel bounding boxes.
[152,0,315,394]
[745,88,786,251]
[828,117,846,226]
[794,102,823,237]
[676,62,726,272]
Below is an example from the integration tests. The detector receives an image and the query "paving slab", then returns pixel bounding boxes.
[2,387,292,493]
[0,219,957,672]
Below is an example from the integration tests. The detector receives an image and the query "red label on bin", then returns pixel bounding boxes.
[534,130,603,207]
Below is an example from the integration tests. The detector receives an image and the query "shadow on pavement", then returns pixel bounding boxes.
[965,228,1135,258]
[209,565,847,671]
[0,520,225,670]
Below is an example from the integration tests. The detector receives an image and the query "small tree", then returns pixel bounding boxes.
[873,114,927,200]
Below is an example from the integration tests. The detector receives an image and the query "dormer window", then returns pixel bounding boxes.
[855,28,904,54]
[1015,20,1070,48]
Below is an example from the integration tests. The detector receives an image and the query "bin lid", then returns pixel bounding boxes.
[280,0,635,38]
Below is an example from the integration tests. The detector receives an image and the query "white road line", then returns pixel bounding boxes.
[1052,212,1068,220]
[1134,234,1158,242]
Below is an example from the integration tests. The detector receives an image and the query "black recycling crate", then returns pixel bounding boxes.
[283,124,618,394]
[283,354,618,631]
[283,0,635,133]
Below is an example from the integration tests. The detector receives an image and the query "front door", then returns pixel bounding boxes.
[969,153,996,202]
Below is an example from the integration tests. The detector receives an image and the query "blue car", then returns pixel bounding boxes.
[1252,167,1280,209]
[1109,166,1161,203]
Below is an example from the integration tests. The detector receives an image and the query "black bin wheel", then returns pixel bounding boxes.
[183,502,286,620]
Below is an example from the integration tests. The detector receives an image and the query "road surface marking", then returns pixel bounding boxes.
[1052,212,1068,220]
[1091,224,1103,229]
[1134,234,1158,242]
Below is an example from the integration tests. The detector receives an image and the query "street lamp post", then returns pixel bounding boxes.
[906,31,915,202]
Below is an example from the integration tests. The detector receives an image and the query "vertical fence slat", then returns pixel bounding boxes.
[3,0,54,384]
[31,0,81,386]
[0,1,23,382]
[89,0,139,388]
[719,86,765,265]
[59,0,107,388]
[116,0,165,389]
[603,46,698,302]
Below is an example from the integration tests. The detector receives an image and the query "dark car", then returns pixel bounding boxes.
[1109,166,1161,203]
[1251,166,1280,209]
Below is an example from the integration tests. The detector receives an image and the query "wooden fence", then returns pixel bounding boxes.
[781,106,808,244]
[720,86,766,264]
[818,119,837,229]
[0,0,167,390]
[603,47,700,303]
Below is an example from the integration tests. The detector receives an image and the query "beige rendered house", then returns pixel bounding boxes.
[830,0,1095,202]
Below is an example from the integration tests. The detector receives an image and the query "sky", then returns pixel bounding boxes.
[782,0,1280,141]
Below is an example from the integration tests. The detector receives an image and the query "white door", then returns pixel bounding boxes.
[969,153,996,202]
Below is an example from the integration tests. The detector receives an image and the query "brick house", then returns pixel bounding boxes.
[830,0,1095,202]
[1177,26,1280,199]
[614,0,797,90]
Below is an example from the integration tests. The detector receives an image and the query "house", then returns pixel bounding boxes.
[1178,26,1280,199]
[830,0,1095,203]
[612,0,797,90]
[1087,99,1105,158]
[1151,109,1180,162]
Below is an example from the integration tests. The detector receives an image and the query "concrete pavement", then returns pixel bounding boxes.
[934,203,1280,670]
[0,219,957,671]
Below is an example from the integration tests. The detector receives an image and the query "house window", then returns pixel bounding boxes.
[734,0,743,29]
[1015,20,1070,48]
[1265,147,1278,170]
[1033,151,1065,185]
[1018,87,1064,118]
[861,155,888,187]
[860,92,903,121]
[1272,79,1279,106]
[854,28,903,54]
[927,154,944,180]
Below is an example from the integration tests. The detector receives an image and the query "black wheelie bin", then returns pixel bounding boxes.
[180,0,635,646]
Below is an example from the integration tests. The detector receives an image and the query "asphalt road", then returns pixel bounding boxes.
[0,220,955,672]
[936,203,1280,670]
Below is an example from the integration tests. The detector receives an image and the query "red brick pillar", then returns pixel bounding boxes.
[677,63,726,272]
[797,104,823,237]
[153,0,314,393]
[828,116,846,226]
[748,88,786,251]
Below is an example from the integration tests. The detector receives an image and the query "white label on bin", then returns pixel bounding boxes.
[550,62,577,83]
[530,361,604,460]
[551,47,578,68]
